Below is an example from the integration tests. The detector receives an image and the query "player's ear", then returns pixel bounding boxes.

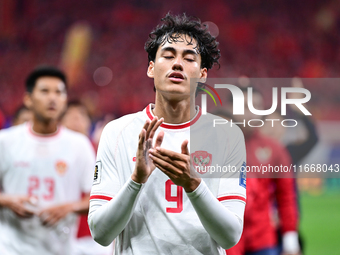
[23,92,33,110]
[199,67,207,83]
[147,61,155,78]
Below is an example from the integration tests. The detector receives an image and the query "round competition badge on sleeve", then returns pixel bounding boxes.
[93,161,102,185]
[239,162,246,188]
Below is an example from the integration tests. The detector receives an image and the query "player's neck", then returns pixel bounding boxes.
[153,94,196,124]
[32,117,59,135]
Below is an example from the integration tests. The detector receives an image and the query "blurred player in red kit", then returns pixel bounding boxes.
[226,87,300,255]
[0,66,95,255]
[88,13,247,255]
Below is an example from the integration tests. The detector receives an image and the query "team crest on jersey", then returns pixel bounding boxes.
[93,161,102,185]
[239,162,246,188]
[55,160,68,176]
[191,151,212,174]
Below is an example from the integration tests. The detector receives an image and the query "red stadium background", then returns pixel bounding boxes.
[0,0,339,254]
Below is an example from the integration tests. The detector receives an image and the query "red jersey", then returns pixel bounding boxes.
[228,131,298,254]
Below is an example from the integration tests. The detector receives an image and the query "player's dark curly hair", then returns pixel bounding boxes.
[145,13,220,70]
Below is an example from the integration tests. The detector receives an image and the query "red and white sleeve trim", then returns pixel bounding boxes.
[90,194,113,201]
[217,195,246,203]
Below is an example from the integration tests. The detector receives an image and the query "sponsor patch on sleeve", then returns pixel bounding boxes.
[93,161,102,185]
[239,162,246,188]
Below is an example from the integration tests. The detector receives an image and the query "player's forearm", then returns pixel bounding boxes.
[275,178,300,253]
[275,178,298,232]
[0,193,9,207]
[0,193,22,208]
[186,181,244,249]
[88,178,143,246]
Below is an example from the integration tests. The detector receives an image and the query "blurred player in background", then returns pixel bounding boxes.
[62,100,113,255]
[261,80,319,254]
[12,105,33,126]
[88,13,246,255]
[226,87,300,255]
[0,66,95,255]
[62,100,91,137]
[91,113,116,150]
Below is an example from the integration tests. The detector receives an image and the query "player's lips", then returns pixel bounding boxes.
[47,105,57,111]
[168,72,185,82]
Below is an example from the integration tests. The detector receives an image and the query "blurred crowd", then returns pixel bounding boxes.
[0,2,338,254]
[1,0,340,123]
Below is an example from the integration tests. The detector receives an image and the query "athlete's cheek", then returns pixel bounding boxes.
[60,93,67,101]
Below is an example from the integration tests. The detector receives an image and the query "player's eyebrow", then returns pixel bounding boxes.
[161,46,198,56]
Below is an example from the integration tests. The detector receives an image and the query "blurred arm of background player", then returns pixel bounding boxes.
[0,106,35,218]
[274,176,300,255]
[280,79,317,255]
[0,195,36,218]
[0,105,36,218]
[286,78,319,165]
[0,106,37,218]
[263,79,319,165]
[38,195,90,226]
[0,178,90,226]
[271,119,301,255]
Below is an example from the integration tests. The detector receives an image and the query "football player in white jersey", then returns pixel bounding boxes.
[0,66,95,255]
[89,13,247,255]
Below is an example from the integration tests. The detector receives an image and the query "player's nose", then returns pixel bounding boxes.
[172,56,183,71]
[47,91,60,104]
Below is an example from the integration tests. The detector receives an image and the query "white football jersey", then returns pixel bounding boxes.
[90,104,246,255]
[0,123,95,255]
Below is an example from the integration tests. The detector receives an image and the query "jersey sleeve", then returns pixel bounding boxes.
[273,144,298,233]
[88,121,139,245]
[217,126,247,203]
[187,180,245,249]
[89,122,121,201]
[272,142,299,253]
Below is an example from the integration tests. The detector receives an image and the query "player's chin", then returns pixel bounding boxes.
[43,112,63,121]
[163,88,191,98]
[168,82,190,92]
